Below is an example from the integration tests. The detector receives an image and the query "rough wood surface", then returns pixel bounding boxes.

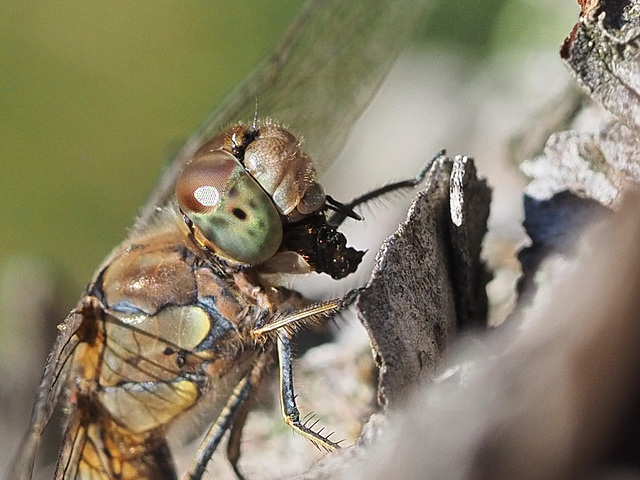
[357,155,491,409]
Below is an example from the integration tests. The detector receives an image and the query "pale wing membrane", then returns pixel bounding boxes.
[56,422,112,480]
[138,0,431,225]
[55,309,248,480]
[53,312,187,480]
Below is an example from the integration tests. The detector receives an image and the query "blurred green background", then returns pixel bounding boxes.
[0,0,576,300]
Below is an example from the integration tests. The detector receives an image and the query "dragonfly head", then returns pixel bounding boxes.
[177,122,363,278]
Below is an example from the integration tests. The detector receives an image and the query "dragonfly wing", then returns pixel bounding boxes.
[9,310,83,480]
[138,0,430,225]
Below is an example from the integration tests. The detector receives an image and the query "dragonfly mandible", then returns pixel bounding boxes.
[9,0,430,478]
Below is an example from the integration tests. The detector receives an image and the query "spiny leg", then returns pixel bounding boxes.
[253,288,361,337]
[185,377,251,480]
[277,331,341,450]
[250,288,360,454]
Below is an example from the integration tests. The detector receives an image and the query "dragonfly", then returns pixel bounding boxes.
[10,0,430,478]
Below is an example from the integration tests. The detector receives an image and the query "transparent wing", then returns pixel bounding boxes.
[9,310,82,480]
[138,0,430,225]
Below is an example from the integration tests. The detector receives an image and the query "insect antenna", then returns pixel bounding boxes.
[324,195,363,221]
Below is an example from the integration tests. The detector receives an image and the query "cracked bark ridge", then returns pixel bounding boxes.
[357,155,491,409]
[538,0,640,204]
[561,0,640,131]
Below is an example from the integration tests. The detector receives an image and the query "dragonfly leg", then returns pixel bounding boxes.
[185,376,251,480]
[277,331,341,450]
[226,398,251,480]
[253,288,361,337]
[185,351,271,480]
[226,352,270,480]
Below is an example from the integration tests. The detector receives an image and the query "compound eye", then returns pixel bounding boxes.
[176,150,283,265]
[176,151,236,216]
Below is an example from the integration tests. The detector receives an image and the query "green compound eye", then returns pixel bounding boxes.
[176,150,283,265]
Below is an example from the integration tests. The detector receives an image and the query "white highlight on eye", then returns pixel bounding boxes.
[193,185,221,207]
